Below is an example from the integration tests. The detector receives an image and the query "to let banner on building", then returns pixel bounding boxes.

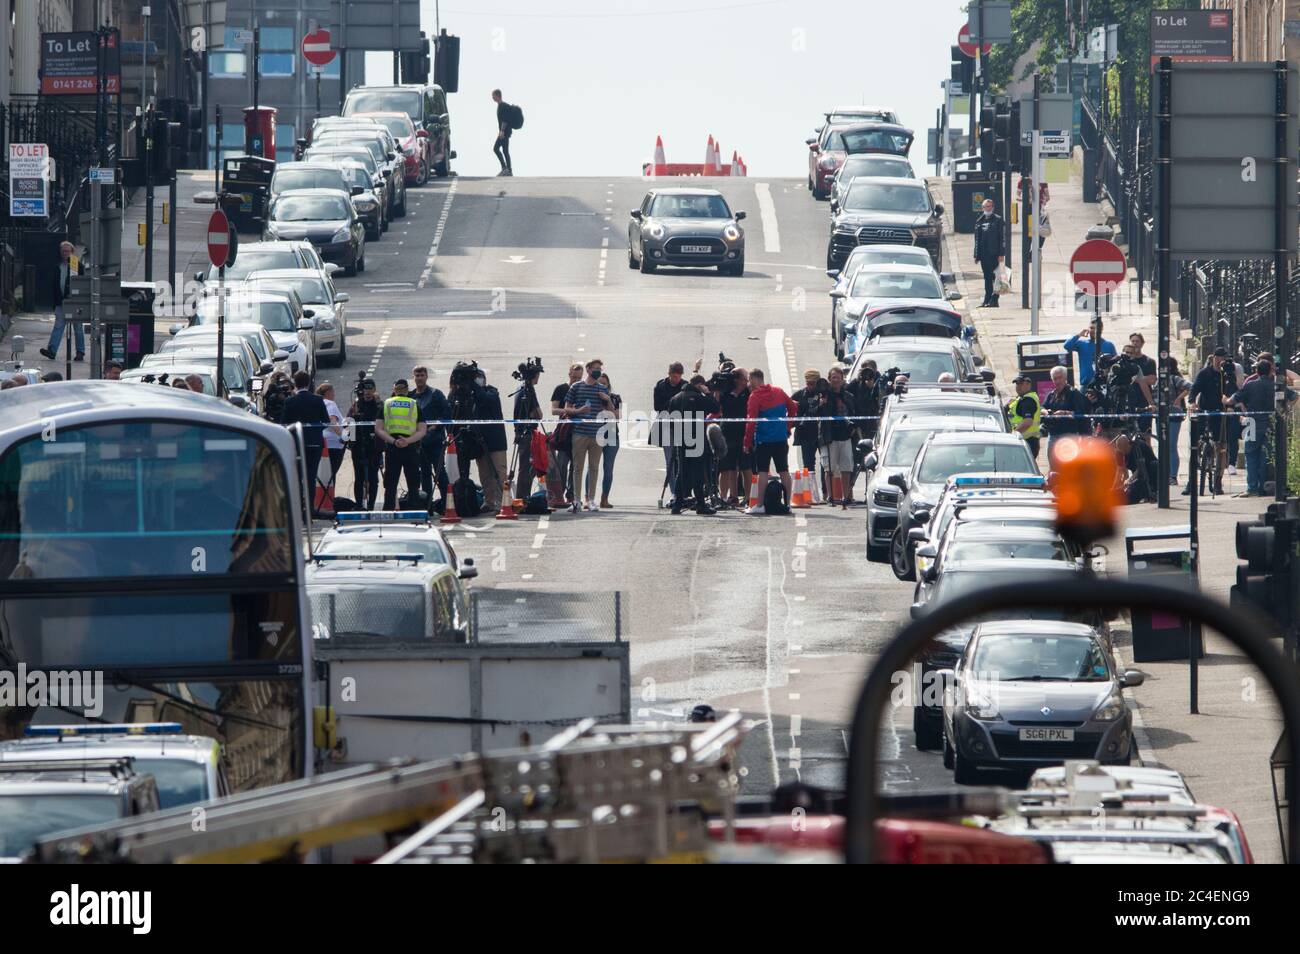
[1150,10,1234,67]
[9,143,50,218]
[40,30,121,95]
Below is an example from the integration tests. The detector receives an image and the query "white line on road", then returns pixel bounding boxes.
[444,310,494,316]
[764,328,792,395]
[754,182,780,253]
[417,176,459,290]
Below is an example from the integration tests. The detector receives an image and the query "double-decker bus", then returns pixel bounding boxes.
[0,382,313,790]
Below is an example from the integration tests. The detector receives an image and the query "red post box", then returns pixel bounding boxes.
[243,106,278,161]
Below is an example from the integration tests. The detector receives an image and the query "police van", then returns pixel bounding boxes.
[315,510,477,581]
[0,723,228,810]
[0,758,160,860]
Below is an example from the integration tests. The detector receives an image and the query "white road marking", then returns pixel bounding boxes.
[444,310,494,316]
[754,182,780,253]
[417,176,458,290]
[764,328,792,395]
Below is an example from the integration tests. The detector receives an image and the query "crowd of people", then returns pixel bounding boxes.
[1037,319,1298,502]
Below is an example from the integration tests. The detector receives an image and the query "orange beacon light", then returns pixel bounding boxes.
[1050,436,1122,544]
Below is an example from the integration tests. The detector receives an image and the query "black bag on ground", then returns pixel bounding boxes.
[453,477,483,517]
[523,490,550,515]
[332,496,358,513]
[762,477,790,515]
[398,490,430,512]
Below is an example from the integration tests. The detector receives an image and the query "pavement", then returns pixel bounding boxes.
[1,157,1286,861]
[936,153,1288,863]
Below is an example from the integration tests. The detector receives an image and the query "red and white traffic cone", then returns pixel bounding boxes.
[704,134,717,175]
[730,150,740,176]
[441,440,462,524]
[653,135,667,175]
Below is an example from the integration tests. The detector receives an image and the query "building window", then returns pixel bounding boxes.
[208,123,246,169]
[210,28,248,77]
[275,123,298,151]
[259,27,295,78]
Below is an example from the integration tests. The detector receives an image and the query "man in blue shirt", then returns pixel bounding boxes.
[1064,320,1117,386]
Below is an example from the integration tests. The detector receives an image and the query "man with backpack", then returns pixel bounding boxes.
[492,89,520,176]
[742,368,798,511]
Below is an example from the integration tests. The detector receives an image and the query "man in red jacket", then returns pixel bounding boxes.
[742,368,798,504]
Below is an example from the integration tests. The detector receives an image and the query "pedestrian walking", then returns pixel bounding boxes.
[973,198,1004,308]
[564,359,612,513]
[743,368,798,503]
[492,89,515,176]
[280,371,330,511]
[376,378,427,511]
[597,372,621,508]
[40,241,84,361]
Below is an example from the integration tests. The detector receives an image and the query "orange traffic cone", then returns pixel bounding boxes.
[730,150,740,177]
[441,441,462,524]
[744,474,763,514]
[704,134,717,175]
[496,492,519,520]
[792,469,811,508]
[739,155,748,176]
[653,134,666,175]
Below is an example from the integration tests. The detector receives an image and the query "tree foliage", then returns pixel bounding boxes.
[983,0,1184,92]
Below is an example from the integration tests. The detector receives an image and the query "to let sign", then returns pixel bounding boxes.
[9,143,49,218]
[40,30,121,95]
[1150,10,1234,67]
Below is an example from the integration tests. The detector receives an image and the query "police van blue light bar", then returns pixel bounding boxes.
[334,511,429,524]
[24,723,184,738]
[951,475,1047,488]
[313,553,425,563]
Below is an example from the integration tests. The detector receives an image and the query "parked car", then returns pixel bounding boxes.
[313,127,407,218]
[343,83,454,178]
[269,162,351,205]
[264,189,366,277]
[828,177,944,272]
[808,122,914,199]
[829,154,915,211]
[831,263,959,358]
[244,268,350,368]
[338,160,386,238]
[628,188,746,275]
[301,144,393,223]
[358,111,427,185]
[202,240,339,284]
[940,620,1142,784]
[166,322,289,375]
[191,289,316,378]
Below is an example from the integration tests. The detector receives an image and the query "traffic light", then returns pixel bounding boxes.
[979,100,996,166]
[993,97,1011,169]
[1231,504,1298,631]
[434,30,460,93]
[1005,101,1022,173]
[400,32,430,84]
[950,46,972,93]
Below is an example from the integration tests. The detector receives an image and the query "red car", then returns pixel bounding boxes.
[359,111,426,186]
[808,121,915,200]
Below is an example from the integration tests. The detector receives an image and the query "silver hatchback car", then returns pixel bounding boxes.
[628,188,746,276]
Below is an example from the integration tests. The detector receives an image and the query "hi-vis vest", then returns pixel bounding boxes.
[383,396,419,437]
[1008,391,1042,438]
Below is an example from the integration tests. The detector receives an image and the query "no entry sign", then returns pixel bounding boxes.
[1070,239,1127,295]
[957,25,991,58]
[302,29,336,68]
[207,209,234,268]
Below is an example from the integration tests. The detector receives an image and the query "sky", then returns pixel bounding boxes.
[364,0,971,178]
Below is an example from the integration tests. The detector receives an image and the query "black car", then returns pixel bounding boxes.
[828,177,944,271]
[264,189,366,277]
